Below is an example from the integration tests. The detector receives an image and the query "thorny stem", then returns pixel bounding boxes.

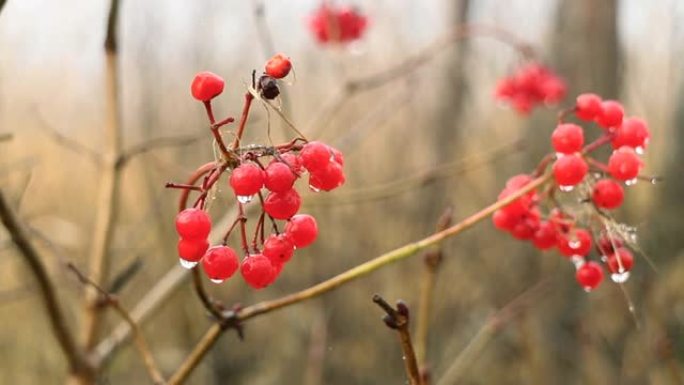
[165,171,553,384]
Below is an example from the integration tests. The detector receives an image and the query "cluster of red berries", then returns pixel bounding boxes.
[173,54,345,289]
[308,4,368,44]
[494,63,566,114]
[493,93,651,291]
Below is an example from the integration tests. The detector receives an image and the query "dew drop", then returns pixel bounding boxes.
[210,278,225,284]
[611,271,631,283]
[555,152,566,159]
[583,287,593,293]
[571,255,585,269]
[237,195,253,204]
[650,177,659,185]
[635,146,645,155]
[309,184,321,193]
[625,178,638,186]
[569,240,581,249]
[559,185,574,192]
[179,259,198,269]
[600,255,608,263]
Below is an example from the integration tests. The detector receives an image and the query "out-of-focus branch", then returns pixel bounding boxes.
[414,208,453,372]
[66,262,164,385]
[372,295,423,385]
[0,191,90,375]
[0,133,12,142]
[0,0,7,16]
[116,133,207,168]
[36,121,102,164]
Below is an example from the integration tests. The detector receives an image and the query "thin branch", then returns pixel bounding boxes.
[0,0,7,16]
[117,133,208,168]
[165,171,553,384]
[372,295,422,385]
[0,191,89,374]
[36,120,102,164]
[66,262,164,385]
[0,132,12,142]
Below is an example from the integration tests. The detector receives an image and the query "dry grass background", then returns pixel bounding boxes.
[0,0,683,384]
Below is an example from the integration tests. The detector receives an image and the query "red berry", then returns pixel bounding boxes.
[177,238,209,262]
[511,216,540,240]
[241,254,277,289]
[330,147,344,166]
[553,154,588,187]
[265,53,292,79]
[595,100,624,129]
[309,161,345,191]
[300,141,331,173]
[492,209,516,231]
[263,188,302,219]
[533,221,558,250]
[191,71,225,102]
[264,162,297,193]
[175,208,212,240]
[575,93,602,121]
[606,247,634,274]
[597,236,623,255]
[592,179,624,209]
[576,261,604,291]
[498,175,537,216]
[202,246,239,282]
[608,147,643,181]
[611,117,650,151]
[263,233,295,264]
[558,228,593,257]
[277,153,304,175]
[285,214,318,248]
[551,123,584,154]
[229,163,265,197]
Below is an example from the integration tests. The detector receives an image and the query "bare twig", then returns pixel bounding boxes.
[372,295,422,385]
[0,191,90,375]
[36,120,102,164]
[0,0,7,16]
[66,262,164,385]
[415,208,453,371]
[117,133,207,167]
[0,132,12,142]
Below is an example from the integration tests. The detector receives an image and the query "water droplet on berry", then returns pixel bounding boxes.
[600,255,608,263]
[625,178,638,186]
[635,146,645,155]
[309,184,321,193]
[179,259,198,269]
[210,278,224,284]
[571,255,585,269]
[559,185,574,192]
[650,178,659,185]
[555,152,566,159]
[237,195,253,204]
[569,240,581,249]
[611,271,630,283]
[583,286,593,293]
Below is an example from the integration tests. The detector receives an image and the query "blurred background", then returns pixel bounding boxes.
[1,0,683,384]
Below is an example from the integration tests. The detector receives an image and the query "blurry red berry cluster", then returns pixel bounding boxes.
[493,93,651,291]
[494,62,566,114]
[308,4,368,44]
[172,54,345,289]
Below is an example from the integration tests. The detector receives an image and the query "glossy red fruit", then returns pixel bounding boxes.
[285,214,318,248]
[558,228,593,257]
[553,154,588,187]
[608,147,643,181]
[177,238,209,262]
[592,179,624,209]
[611,117,650,151]
[202,246,239,282]
[309,161,345,191]
[263,233,295,264]
[264,162,297,193]
[597,236,623,255]
[511,216,540,240]
[191,71,225,102]
[300,141,331,173]
[330,147,344,166]
[533,221,558,250]
[551,123,584,154]
[492,209,517,231]
[595,100,624,129]
[276,153,304,174]
[175,208,212,240]
[575,93,603,121]
[576,261,604,291]
[265,53,292,79]
[606,247,634,274]
[241,254,277,289]
[263,188,302,219]
[229,163,265,197]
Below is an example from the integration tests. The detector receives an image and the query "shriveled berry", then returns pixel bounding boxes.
[611,117,650,151]
[595,100,624,129]
[553,154,588,187]
[300,141,331,172]
[285,214,318,248]
[191,71,225,102]
[263,188,301,219]
[558,228,593,257]
[265,53,292,79]
[259,75,280,100]
[606,247,634,274]
[533,221,558,250]
[229,163,265,197]
[309,161,345,192]
[592,179,624,209]
[608,147,643,181]
[175,208,212,240]
[264,162,297,193]
[202,246,239,282]
[177,238,209,262]
[551,123,584,154]
[576,261,604,291]
[575,93,602,121]
[263,233,295,264]
[241,254,277,289]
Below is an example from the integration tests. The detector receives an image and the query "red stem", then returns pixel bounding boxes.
[231,93,255,151]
